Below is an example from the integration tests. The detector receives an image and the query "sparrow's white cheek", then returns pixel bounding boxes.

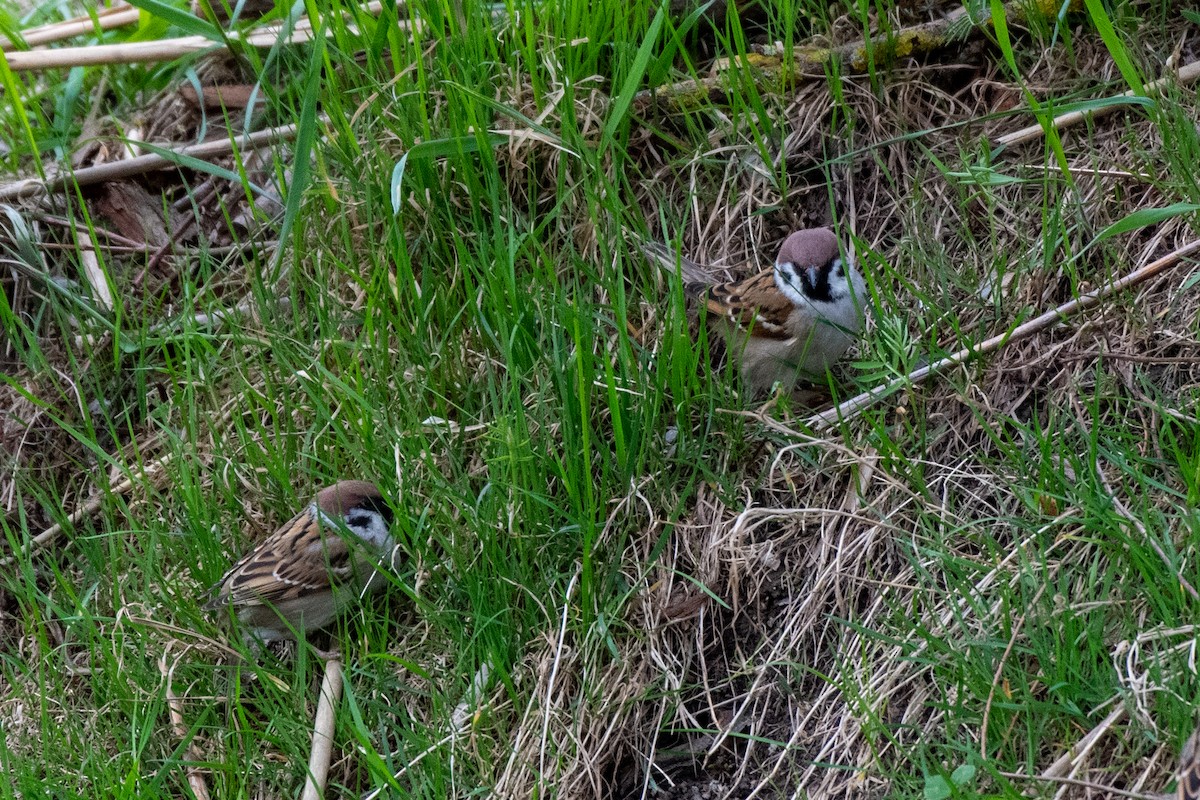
[773,263,807,307]
[346,510,393,551]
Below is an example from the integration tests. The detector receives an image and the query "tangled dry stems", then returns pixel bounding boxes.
[480,21,1200,800]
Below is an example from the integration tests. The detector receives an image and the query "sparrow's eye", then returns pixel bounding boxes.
[342,497,394,531]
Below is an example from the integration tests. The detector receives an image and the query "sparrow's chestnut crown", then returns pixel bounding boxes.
[774,228,853,306]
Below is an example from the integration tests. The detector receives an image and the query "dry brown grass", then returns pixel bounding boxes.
[475,16,1200,800]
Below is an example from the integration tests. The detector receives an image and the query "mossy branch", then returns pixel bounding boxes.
[633,0,1085,115]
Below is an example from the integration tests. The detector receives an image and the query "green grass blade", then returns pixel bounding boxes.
[600,1,668,149]
[124,0,224,41]
[1083,0,1145,95]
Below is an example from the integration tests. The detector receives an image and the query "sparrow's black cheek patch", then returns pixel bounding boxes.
[345,511,376,532]
[799,261,835,303]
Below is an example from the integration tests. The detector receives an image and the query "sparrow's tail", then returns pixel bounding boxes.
[636,238,715,295]
[1180,726,1200,800]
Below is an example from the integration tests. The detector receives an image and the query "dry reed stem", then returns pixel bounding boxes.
[1,457,168,567]
[1,3,139,51]
[0,119,309,202]
[0,1,406,71]
[3,401,238,565]
[4,27,301,70]
[806,236,1200,430]
[159,647,211,800]
[997,59,1200,147]
[77,230,113,311]
[300,658,343,800]
[1038,705,1126,784]
[997,770,1161,799]
[19,1,404,65]
[633,0,1082,115]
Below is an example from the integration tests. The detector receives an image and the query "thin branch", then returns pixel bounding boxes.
[300,658,343,800]
[980,584,1044,759]
[996,768,1160,800]
[0,119,309,203]
[302,662,345,800]
[1062,350,1200,364]
[632,0,1081,115]
[160,648,212,800]
[2,2,412,71]
[1,457,170,567]
[805,237,1200,431]
[2,3,139,51]
[997,59,1200,147]
[3,403,237,566]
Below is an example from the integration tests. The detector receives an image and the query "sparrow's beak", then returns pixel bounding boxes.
[806,265,822,288]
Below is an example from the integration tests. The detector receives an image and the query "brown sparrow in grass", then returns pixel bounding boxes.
[1180,726,1200,800]
[205,480,395,647]
[642,228,867,393]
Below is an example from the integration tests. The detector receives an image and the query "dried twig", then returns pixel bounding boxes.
[1,2,411,71]
[0,119,309,203]
[300,658,343,800]
[33,211,151,250]
[997,59,1200,148]
[806,237,1200,430]
[5,27,290,70]
[980,583,1044,759]
[633,0,1082,115]
[3,401,238,565]
[1,457,170,567]
[997,766,1159,799]
[160,648,212,800]
[1,3,139,51]
[1036,706,1126,785]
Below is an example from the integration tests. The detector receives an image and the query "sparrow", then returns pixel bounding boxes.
[205,480,396,647]
[642,228,867,393]
[1180,725,1200,800]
